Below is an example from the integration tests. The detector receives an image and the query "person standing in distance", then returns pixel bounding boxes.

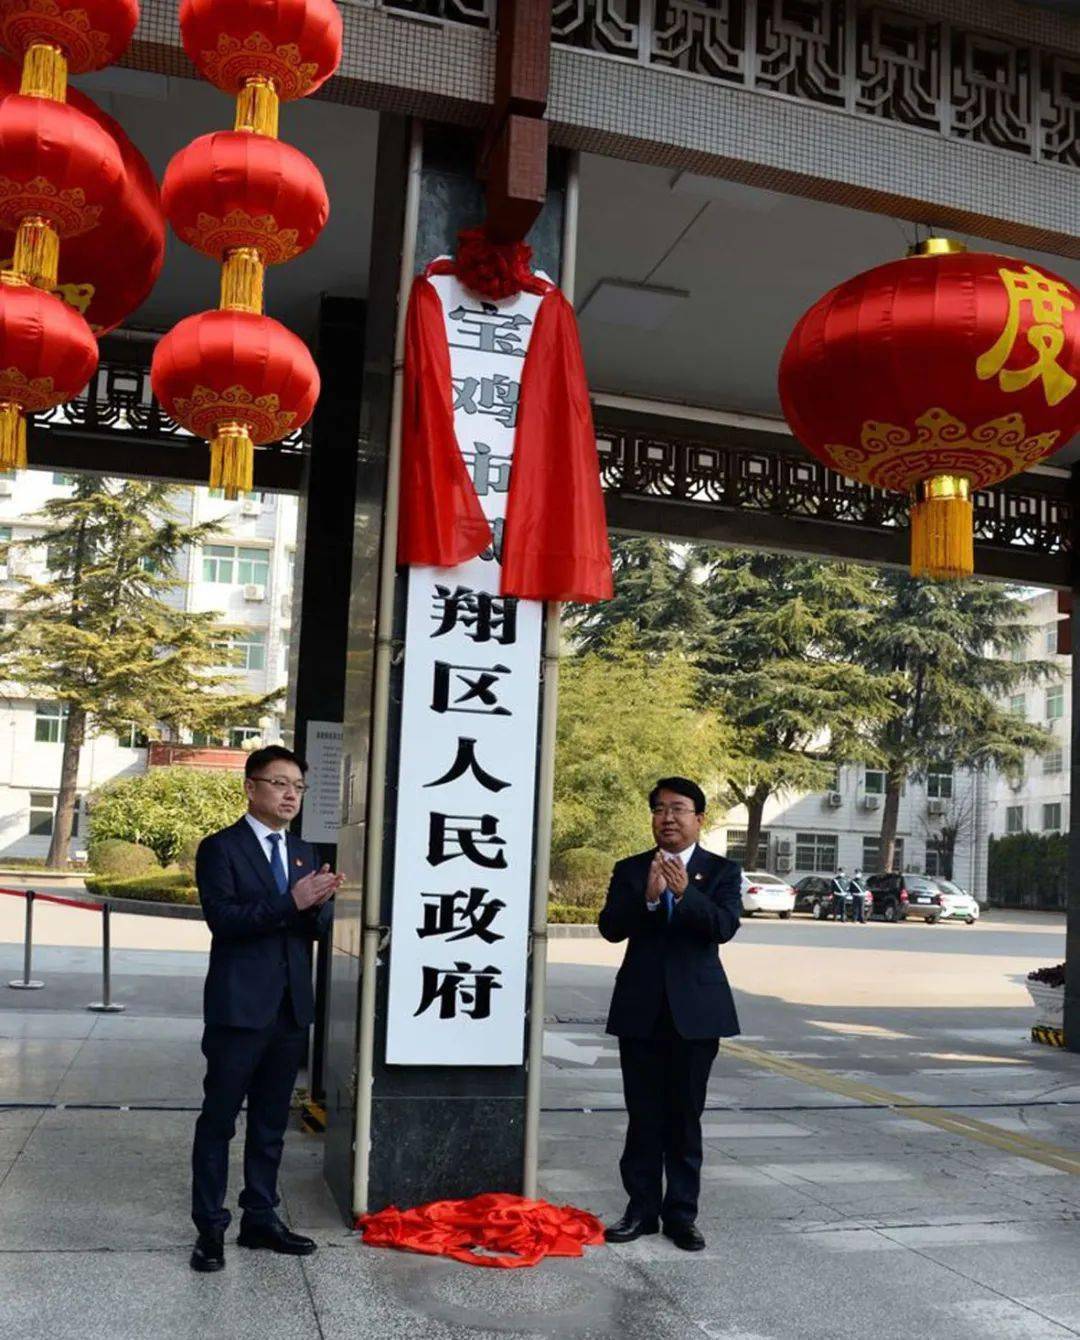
[189,745,344,1273]
[599,777,741,1252]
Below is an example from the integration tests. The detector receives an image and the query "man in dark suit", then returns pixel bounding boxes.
[189,745,343,1273]
[599,777,741,1252]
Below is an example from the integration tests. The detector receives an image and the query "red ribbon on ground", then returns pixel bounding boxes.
[357,1192,605,1269]
[0,886,101,912]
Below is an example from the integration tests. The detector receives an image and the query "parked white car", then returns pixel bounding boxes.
[931,878,980,925]
[740,871,796,918]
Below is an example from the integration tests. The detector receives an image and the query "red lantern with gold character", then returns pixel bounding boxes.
[0,273,97,467]
[779,239,1080,579]
[151,308,319,496]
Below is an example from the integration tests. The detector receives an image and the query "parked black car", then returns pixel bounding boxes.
[862,871,944,923]
[793,875,873,921]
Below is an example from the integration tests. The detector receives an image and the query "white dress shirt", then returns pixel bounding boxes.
[647,842,697,910]
[245,812,289,865]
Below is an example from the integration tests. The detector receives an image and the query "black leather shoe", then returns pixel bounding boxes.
[664,1221,706,1252]
[190,1232,225,1272]
[237,1218,317,1255]
[604,1211,660,1243]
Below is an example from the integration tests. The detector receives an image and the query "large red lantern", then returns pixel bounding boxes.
[779,239,1080,579]
[180,0,341,136]
[151,308,319,495]
[0,273,97,466]
[0,0,139,82]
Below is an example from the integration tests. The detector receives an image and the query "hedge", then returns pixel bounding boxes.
[987,832,1067,911]
[84,871,199,905]
[547,902,595,924]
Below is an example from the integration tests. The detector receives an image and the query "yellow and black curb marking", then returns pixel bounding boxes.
[723,1040,1080,1176]
[300,1100,327,1135]
[1032,1025,1066,1048]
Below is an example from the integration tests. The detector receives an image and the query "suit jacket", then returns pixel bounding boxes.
[598,845,741,1040]
[196,818,333,1029]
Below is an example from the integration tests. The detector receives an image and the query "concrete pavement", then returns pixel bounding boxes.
[2,912,1079,1340]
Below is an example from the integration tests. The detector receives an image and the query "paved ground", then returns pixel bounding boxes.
[1,904,1078,1340]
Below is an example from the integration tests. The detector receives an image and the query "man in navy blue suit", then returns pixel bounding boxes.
[599,777,741,1252]
[189,745,343,1273]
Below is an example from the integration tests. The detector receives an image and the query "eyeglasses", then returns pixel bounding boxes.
[651,804,698,817]
[251,776,308,795]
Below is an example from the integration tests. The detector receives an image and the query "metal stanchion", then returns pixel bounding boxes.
[87,901,124,1013]
[8,888,44,989]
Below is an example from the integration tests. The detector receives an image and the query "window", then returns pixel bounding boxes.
[1043,747,1064,775]
[229,726,260,749]
[0,525,11,544]
[795,832,838,873]
[28,792,79,837]
[926,766,953,799]
[51,473,74,486]
[191,730,223,747]
[1046,684,1065,721]
[118,723,149,749]
[1043,803,1062,833]
[1046,626,1059,654]
[1005,805,1024,835]
[725,829,769,867]
[862,836,905,873]
[925,840,947,877]
[214,629,267,672]
[35,702,68,743]
[208,488,266,502]
[202,543,270,586]
[864,769,886,795]
[1009,694,1026,718]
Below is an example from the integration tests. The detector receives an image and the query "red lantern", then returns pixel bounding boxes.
[0,0,139,77]
[162,130,328,265]
[180,0,341,136]
[779,240,1080,579]
[151,307,319,496]
[0,273,97,466]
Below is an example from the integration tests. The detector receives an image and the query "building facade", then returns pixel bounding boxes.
[0,470,297,860]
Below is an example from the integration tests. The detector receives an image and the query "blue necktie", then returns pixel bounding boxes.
[267,832,288,897]
[663,888,674,922]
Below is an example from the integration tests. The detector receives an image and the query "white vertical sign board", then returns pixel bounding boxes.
[385,271,545,1065]
[300,720,344,845]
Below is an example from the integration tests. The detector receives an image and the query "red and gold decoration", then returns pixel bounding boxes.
[779,238,1080,580]
[0,0,152,469]
[153,0,339,495]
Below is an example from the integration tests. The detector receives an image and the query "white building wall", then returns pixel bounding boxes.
[0,469,297,860]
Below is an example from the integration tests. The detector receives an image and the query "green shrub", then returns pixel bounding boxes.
[551,847,613,883]
[84,870,199,905]
[87,766,246,865]
[87,839,160,878]
[987,832,1067,911]
[176,835,202,879]
[547,902,596,924]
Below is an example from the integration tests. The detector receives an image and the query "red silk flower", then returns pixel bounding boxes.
[179,0,342,101]
[0,0,139,73]
[163,131,328,265]
[151,307,319,445]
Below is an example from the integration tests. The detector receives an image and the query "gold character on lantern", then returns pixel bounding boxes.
[976,266,1077,408]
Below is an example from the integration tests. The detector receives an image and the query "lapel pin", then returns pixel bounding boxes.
[295,858,304,867]
[694,873,703,881]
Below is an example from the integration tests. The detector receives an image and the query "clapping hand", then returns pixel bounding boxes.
[646,851,666,904]
[660,852,689,899]
[292,865,344,911]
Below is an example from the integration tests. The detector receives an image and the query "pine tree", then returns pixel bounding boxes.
[0,475,280,867]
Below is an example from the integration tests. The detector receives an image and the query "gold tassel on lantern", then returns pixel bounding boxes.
[13,217,59,291]
[0,403,27,471]
[909,475,974,580]
[235,77,279,138]
[210,421,254,499]
[19,42,67,101]
[220,248,265,314]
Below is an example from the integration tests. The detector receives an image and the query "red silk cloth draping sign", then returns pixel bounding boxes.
[357,1193,605,1269]
[397,256,612,604]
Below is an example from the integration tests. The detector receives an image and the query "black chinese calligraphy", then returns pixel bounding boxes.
[425,736,510,792]
[431,585,518,645]
[431,661,512,716]
[447,303,531,357]
[414,961,503,1020]
[453,374,519,428]
[427,812,508,869]
[417,887,506,944]
[479,519,505,565]
[462,442,511,498]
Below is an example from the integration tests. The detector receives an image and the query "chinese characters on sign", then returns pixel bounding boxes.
[385,274,546,1065]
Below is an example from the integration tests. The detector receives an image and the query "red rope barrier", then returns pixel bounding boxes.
[0,886,102,912]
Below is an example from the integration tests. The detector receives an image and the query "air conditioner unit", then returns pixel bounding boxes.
[777,839,793,856]
[242,583,266,602]
[827,791,843,808]
[862,795,881,811]
[776,858,793,873]
[927,798,947,816]
[240,499,261,517]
